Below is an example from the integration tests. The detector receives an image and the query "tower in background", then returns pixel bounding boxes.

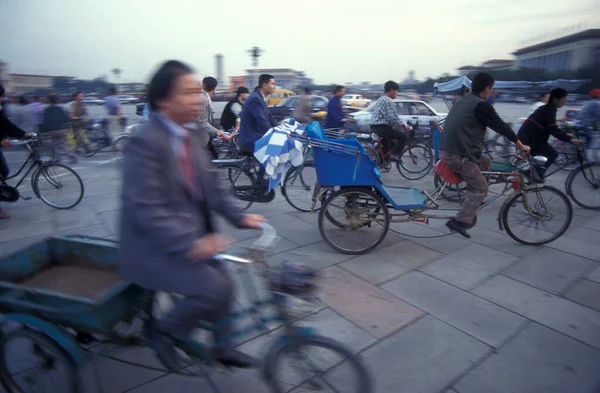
[215,54,224,87]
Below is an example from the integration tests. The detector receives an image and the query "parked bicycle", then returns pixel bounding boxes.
[0,135,84,209]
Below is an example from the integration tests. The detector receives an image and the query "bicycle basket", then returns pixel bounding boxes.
[0,185,19,202]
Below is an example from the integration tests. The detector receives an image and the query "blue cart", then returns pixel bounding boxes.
[0,227,373,393]
[297,122,573,254]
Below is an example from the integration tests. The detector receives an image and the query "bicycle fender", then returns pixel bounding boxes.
[0,313,85,365]
[261,326,316,382]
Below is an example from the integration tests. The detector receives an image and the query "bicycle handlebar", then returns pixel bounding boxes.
[214,222,278,265]
[8,133,38,146]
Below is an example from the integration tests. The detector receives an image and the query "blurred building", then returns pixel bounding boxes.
[457,59,515,76]
[480,59,516,70]
[245,68,308,90]
[403,71,419,85]
[457,65,480,77]
[513,28,600,72]
[229,76,246,90]
[6,73,75,95]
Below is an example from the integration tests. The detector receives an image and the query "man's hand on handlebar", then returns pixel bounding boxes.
[187,234,233,261]
[241,214,267,230]
[516,140,531,154]
[1,139,10,148]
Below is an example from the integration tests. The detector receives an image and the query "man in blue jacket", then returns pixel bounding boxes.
[238,74,278,153]
[325,85,346,129]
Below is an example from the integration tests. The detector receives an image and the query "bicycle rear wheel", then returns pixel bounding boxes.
[263,334,372,393]
[318,188,389,254]
[33,164,84,209]
[566,162,600,209]
[282,163,321,212]
[501,185,572,245]
[397,143,433,180]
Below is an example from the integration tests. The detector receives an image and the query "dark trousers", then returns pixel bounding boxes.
[440,150,491,226]
[371,125,407,156]
[156,260,234,348]
[532,143,559,180]
[0,151,9,179]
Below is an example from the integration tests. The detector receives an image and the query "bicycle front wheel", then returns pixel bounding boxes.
[397,143,433,180]
[33,164,84,209]
[566,163,600,209]
[501,185,572,245]
[282,163,321,212]
[263,334,372,393]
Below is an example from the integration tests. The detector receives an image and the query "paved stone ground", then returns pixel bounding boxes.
[1,148,600,393]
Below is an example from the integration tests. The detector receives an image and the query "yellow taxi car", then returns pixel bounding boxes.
[266,89,296,107]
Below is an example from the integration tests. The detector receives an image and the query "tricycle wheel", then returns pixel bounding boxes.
[318,187,390,255]
[0,328,79,393]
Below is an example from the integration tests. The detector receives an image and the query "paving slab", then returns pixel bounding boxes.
[54,204,104,231]
[352,315,490,393]
[463,226,540,258]
[455,323,600,393]
[473,275,600,349]
[0,220,56,242]
[546,235,600,262]
[502,247,597,294]
[382,271,526,347]
[565,279,600,312]
[318,266,424,339]
[419,243,518,290]
[564,226,600,244]
[340,240,443,285]
[588,265,600,283]
[270,241,354,271]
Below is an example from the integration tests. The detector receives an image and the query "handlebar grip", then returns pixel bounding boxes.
[250,222,278,250]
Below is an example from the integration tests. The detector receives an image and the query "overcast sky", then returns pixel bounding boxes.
[0,0,596,85]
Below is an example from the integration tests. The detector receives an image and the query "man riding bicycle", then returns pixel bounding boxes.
[440,72,530,239]
[369,81,412,162]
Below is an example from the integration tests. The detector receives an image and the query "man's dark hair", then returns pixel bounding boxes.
[147,60,194,112]
[303,87,311,95]
[236,86,249,96]
[258,74,274,88]
[549,88,568,102]
[384,80,399,93]
[109,87,117,95]
[19,96,28,105]
[0,83,5,98]
[202,76,218,93]
[48,94,60,105]
[334,85,345,94]
[471,72,495,95]
[74,91,83,99]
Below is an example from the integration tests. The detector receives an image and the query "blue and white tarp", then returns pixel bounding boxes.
[253,118,306,191]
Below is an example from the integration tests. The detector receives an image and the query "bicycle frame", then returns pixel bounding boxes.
[2,144,42,191]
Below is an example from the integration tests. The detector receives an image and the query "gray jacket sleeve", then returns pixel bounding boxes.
[197,95,219,136]
[203,159,245,227]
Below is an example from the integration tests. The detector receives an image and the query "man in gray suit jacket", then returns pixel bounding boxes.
[197,76,221,159]
[119,60,266,371]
